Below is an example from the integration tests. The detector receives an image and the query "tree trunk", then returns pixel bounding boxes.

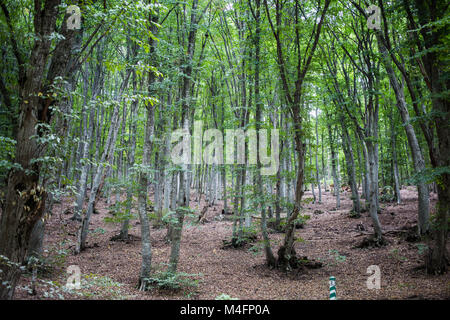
[315,108,322,203]
[76,71,131,252]
[167,0,204,273]
[254,0,276,267]
[0,0,61,299]
[309,140,316,203]
[119,62,139,239]
[72,56,104,221]
[341,123,361,215]
[328,124,340,208]
[377,34,430,235]
[390,115,402,204]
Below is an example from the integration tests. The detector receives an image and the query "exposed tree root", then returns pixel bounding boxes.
[138,278,152,291]
[292,256,323,270]
[109,234,141,242]
[355,235,389,248]
[110,234,128,242]
[272,246,323,272]
[198,206,208,224]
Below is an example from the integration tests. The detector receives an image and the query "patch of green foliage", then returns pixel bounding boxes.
[389,248,408,262]
[322,249,347,267]
[215,293,238,300]
[248,242,264,256]
[144,271,202,292]
[61,273,129,300]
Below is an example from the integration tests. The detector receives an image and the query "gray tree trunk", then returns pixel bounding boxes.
[315,108,322,203]
[341,123,361,215]
[137,99,155,290]
[76,71,131,253]
[377,34,429,235]
[73,57,104,221]
[119,65,139,239]
[391,115,402,204]
[328,124,340,208]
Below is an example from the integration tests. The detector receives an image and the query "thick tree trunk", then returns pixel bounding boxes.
[0,0,61,300]
[276,123,305,270]
[415,0,449,271]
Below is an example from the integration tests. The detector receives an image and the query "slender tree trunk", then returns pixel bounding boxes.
[119,63,139,239]
[72,55,104,221]
[253,0,276,266]
[309,140,316,203]
[341,123,361,215]
[328,124,340,208]
[76,72,131,253]
[377,35,430,234]
[137,87,156,289]
[391,115,402,204]
[315,108,322,203]
[168,0,204,273]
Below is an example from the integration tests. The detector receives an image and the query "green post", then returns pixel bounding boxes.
[329,276,336,300]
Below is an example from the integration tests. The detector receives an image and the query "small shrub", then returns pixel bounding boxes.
[324,249,347,267]
[92,227,106,235]
[415,243,429,256]
[215,293,238,300]
[144,271,202,292]
[248,243,263,256]
[242,226,258,241]
[389,248,408,262]
[57,273,129,299]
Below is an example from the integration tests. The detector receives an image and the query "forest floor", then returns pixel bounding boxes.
[13,187,450,300]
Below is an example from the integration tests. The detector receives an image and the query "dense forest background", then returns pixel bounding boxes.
[0,0,448,300]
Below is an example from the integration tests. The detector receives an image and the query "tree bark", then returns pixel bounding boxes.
[341,122,361,215]
[314,108,322,203]
[376,33,430,234]
[0,0,62,300]
[76,71,131,253]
